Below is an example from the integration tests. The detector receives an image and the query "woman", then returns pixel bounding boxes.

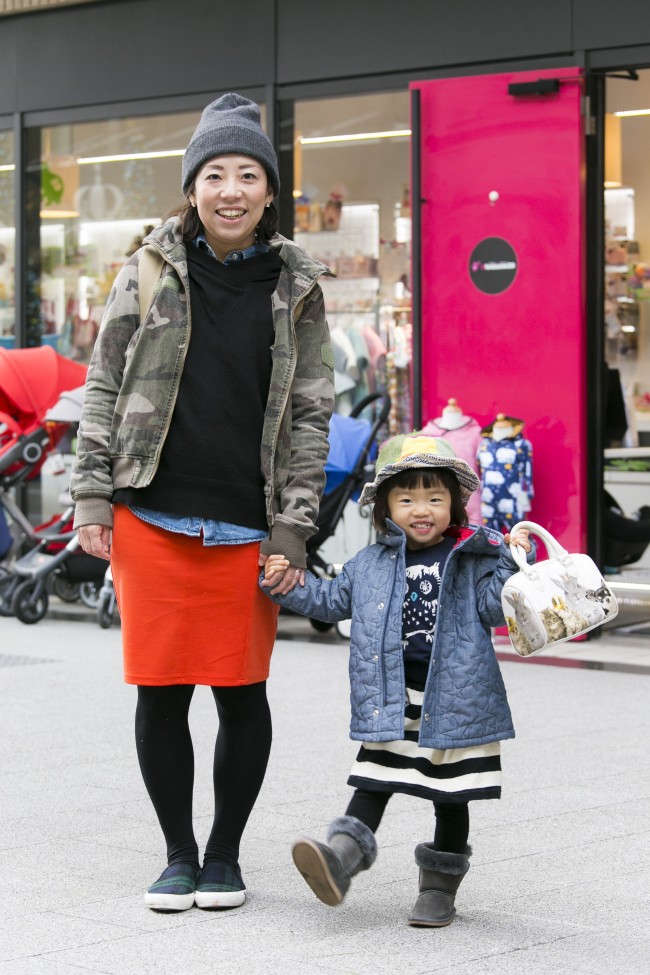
[71,93,334,912]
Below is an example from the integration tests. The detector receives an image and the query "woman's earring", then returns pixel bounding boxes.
[266,203,271,208]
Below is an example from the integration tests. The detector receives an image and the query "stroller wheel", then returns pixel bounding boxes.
[309,618,334,633]
[79,581,101,609]
[52,576,81,603]
[0,567,17,617]
[13,579,49,624]
[97,594,115,629]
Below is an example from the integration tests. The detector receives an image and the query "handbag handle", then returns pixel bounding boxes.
[507,520,572,573]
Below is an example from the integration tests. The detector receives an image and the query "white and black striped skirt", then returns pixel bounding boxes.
[347,687,502,802]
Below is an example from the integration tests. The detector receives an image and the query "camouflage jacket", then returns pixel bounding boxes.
[70,218,335,566]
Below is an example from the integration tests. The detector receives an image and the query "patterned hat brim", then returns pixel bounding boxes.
[358,453,480,506]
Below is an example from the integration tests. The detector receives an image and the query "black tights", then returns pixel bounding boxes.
[345,788,470,854]
[135,682,272,868]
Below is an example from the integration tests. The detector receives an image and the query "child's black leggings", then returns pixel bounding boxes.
[345,788,470,854]
[135,682,272,869]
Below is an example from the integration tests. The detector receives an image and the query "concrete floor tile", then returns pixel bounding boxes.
[0,911,134,963]
[0,876,130,921]
[0,958,115,975]
[1,615,649,974]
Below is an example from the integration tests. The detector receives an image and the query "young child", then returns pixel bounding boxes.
[261,433,531,927]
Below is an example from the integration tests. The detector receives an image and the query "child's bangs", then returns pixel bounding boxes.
[391,468,454,493]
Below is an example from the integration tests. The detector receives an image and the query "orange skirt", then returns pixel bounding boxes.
[111,505,279,686]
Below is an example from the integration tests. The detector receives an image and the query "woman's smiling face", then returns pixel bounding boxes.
[189,154,273,261]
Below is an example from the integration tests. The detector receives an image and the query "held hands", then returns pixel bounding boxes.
[259,552,305,595]
[504,528,531,553]
[77,524,112,561]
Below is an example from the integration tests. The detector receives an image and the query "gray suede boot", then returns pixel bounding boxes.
[408,844,472,927]
[291,815,378,907]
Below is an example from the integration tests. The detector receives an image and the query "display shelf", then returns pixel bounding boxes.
[605,187,635,241]
[295,203,380,293]
[604,447,650,459]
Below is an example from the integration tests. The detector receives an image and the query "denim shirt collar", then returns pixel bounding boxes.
[193,234,270,265]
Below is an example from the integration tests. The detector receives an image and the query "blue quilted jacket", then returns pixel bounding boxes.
[266,522,526,749]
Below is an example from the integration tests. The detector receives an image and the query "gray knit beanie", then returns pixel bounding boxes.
[182,93,280,197]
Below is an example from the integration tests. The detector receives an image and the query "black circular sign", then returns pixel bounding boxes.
[469,237,518,295]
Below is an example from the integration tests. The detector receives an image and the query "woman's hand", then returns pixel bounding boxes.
[77,524,112,560]
[259,552,305,594]
[504,528,531,553]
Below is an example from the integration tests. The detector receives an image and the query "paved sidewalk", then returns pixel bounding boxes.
[0,614,649,975]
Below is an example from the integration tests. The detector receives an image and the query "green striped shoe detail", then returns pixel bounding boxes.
[197,861,245,893]
[195,861,246,909]
[145,863,200,911]
[148,872,197,894]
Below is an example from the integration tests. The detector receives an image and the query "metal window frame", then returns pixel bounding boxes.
[585,72,606,572]
[410,87,422,430]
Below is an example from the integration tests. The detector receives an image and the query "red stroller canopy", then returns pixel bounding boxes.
[0,347,87,429]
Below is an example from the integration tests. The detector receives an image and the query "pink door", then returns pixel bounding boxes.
[411,68,586,552]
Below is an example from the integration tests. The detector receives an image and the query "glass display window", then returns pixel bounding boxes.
[0,129,15,347]
[25,106,265,362]
[29,112,197,360]
[291,91,411,565]
[603,72,650,574]
[293,92,412,433]
[604,72,650,449]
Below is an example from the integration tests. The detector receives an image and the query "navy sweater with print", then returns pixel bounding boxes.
[115,246,282,528]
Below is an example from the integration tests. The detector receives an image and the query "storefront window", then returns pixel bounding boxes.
[30,108,270,362]
[603,71,650,575]
[293,92,411,432]
[31,112,199,359]
[0,129,15,347]
[604,72,650,448]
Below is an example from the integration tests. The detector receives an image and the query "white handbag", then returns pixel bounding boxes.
[501,521,619,656]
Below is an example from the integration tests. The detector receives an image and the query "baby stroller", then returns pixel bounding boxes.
[1,357,83,510]
[307,392,390,574]
[8,520,107,624]
[0,349,105,622]
[1,348,85,611]
[0,346,87,559]
[0,346,86,457]
[301,391,390,634]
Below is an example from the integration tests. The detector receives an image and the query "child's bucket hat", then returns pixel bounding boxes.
[359,431,480,506]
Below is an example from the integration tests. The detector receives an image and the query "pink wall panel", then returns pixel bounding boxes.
[411,68,586,552]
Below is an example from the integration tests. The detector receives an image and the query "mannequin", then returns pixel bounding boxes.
[422,399,482,523]
[435,397,467,431]
[490,413,516,441]
[476,413,534,533]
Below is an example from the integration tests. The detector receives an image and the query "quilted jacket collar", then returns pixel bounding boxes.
[378,520,503,555]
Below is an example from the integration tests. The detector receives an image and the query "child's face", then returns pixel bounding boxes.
[386,481,452,550]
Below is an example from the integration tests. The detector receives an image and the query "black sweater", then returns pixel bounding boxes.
[114,245,282,529]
